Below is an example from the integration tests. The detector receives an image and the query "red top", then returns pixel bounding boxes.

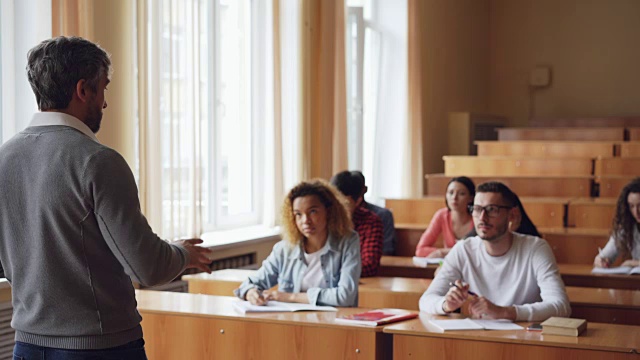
[352,206,384,277]
[415,208,474,257]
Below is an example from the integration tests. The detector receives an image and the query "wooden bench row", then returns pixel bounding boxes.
[425,174,634,198]
[476,140,640,158]
[444,156,640,177]
[496,127,640,141]
[182,270,640,326]
[386,197,616,230]
[392,224,609,265]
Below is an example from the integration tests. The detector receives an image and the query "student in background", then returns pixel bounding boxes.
[331,171,384,277]
[235,179,361,307]
[420,182,570,322]
[594,177,640,268]
[465,193,541,238]
[415,177,475,258]
[352,171,397,255]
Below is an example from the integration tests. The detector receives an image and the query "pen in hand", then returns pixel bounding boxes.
[597,247,610,268]
[449,281,478,297]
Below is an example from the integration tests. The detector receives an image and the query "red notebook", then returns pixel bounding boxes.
[335,309,418,327]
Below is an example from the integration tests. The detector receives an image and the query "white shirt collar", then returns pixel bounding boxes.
[28,112,100,143]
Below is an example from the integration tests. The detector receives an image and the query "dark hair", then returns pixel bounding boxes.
[26,36,111,111]
[330,171,365,202]
[280,179,352,245]
[476,181,518,207]
[445,176,476,210]
[472,181,540,237]
[512,196,540,237]
[611,177,640,259]
[352,170,366,185]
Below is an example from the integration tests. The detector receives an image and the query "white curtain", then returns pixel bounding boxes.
[138,0,205,239]
[137,0,299,237]
[257,0,304,227]
[1,0,52,144]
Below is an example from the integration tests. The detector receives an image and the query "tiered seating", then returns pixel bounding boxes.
[476,140,616,158]
[391,124,640,265]
[596,175,635,198]
[443,156,593,176]
[566,198,616,229]
[425,174,592,197]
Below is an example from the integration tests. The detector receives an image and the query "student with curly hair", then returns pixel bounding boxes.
[235,179,361,306]
[594,177,640,268]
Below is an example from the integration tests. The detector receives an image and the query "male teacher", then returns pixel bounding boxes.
[0,36,211,359]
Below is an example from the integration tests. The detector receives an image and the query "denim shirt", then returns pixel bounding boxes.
[234,230,361,307]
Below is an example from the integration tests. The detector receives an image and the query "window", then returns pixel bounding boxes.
[210,0,261,228]
[345,0,381,200]
[145,0,265,238]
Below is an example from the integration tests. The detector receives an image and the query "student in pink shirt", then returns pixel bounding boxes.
[415,177,475,258]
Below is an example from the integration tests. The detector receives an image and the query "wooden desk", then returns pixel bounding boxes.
[137,290,392,360]
[385,313,640,359]
[557,264,640,290]
[541,227,610,264]
[378,257,640,290]
[185,269,257,296]
[358,278,640,326]
[476,140,616,158]
[443,156,594,177]
[595,158,640,177]
[567,198,616,229]
[597,175,636,198]
[378,256,437,278]
[394,223,440,257]
[385,198,440,226]
[619,142,640,157]
[425,173,593,197]
[184,271,640,325]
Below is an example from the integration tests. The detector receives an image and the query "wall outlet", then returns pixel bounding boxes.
[530,66,551,87]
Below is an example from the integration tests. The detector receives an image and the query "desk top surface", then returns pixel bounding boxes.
[182,269,640,308]
[383,313,640,353]
[136,290,396,332]
[183,269,255,282]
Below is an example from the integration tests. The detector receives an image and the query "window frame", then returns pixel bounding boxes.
[203,0,263,231]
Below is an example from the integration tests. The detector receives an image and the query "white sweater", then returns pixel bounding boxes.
[419,233,571,321]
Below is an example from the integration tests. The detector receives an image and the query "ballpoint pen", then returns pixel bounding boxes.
[449,282,478,297]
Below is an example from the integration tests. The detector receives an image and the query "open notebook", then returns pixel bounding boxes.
[412,257,445,267]
[428,318,524,332]
[591,266,640,275]
[233,301,337,314]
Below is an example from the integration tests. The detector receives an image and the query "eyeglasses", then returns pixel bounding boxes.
[468,204,513,218]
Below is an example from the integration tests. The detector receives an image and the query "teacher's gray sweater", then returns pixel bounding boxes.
[0,122,189,349]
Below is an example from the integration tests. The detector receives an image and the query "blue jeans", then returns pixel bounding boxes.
[13,339,147,360]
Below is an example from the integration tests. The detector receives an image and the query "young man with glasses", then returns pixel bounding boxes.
[419,182,570,321]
